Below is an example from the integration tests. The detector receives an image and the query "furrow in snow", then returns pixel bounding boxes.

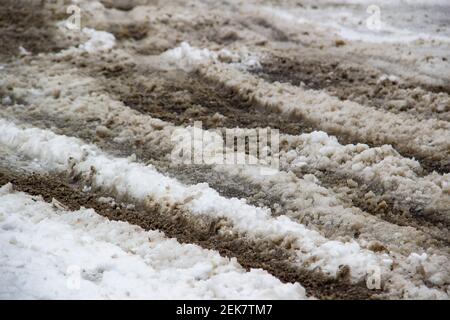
[0,183,308,300]
[2,58,448,249]
[0,34,448,297]
[277,132,450,226]
[301,169,449,243]
[3,88,449,269]
[240,2,450,93]
[0,119,448,299]
[2,51,448,220]
[2,0,449,301]
[68,0,450,96]
[0,119,382,281]
[0,167,374,300]
[198,62,450,175]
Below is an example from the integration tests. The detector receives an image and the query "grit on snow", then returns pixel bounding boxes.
[0,0,449,300]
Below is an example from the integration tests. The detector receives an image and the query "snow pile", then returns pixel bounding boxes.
[0,184,307,299]
[217,48,262,70]
[54,25,116,54]
[18,46,31,56]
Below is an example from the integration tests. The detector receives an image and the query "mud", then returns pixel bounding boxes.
[107,23,151,41]
[63,51,314,135]
[0,1,72,60]
[0,167,379,300]
[239,16,290,42]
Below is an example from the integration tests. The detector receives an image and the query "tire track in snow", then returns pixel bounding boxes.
[0,167,376,300]
[239,2,450,95]
[1,118,449,299]
[2,117,445,296]
[74,48,450,233]
[2,57,448,249]
[276,132,450,228]
[4,103,449,261]
[1,59,448,256]
[2,0,446,300]
[0,181,309,299]
[253,53,450,122]
[9,6,444,233]
[307,169,450,244]
[198,63,450,175]
[161,161,450,253]
[88,0,450,173]
[65,51,314,136]
[39,48,450,228]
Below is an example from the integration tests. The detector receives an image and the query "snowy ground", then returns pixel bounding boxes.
[0,0,449,299]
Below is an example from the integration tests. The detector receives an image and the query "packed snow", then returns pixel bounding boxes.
[160,42,261,72]
[0,119,387,281]
[79,28,116,52]
[1,0,449,300]
[0,119,448,299]
[0,184,308,299]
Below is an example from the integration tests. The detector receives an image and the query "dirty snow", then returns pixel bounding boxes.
[0,184,308,300]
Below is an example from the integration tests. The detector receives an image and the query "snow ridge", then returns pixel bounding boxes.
[0,184,307,299]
